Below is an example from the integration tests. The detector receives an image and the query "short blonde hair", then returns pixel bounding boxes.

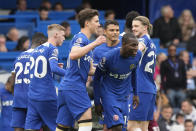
[48,24,65,32]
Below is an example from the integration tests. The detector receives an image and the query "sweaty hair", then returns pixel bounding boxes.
[31,32,47,48]
[104,20,119,29]
[133,16,153,35]
[78,8,99,28]
[125,11,140,30]
[122,33,137,45]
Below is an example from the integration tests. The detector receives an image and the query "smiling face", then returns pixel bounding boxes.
[122,38,138,57]
[132,20,147,38]
[104,24,119,43]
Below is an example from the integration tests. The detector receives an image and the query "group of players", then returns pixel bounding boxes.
[11,8,157,131]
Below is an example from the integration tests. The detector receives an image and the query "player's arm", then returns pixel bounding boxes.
[49,48,66,76]
[70,36,106,60]
[88,61,95,76]
[93,57,108,106]
[49,59,66,76]
[10,72,15,94]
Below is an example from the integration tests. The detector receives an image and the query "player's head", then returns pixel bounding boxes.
[31,32,47,49]
[132,16,152,38]
[47,24,65,46]
[104,20,119,43]
[125,11,140,32]
[121,33,138,57]
[78,9,99,35]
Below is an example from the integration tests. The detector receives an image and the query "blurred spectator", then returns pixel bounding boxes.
[184,119,195,131]
[154,52,167,90]
[60,21,73,40]
[187,34,196,56]
[160,44,187,109]
[0,76,14,131]
[14,36,30,51]
[170,113,185,131]
[180,99,196,125]
[6,28,19,42]
[90,24,104,41]
[153,5,181,48]
[104,10,115,21]
[68,6,84,20]
[179,50,196,90]
[81,0,92,9]
[53,2,64,11]
[39,6,50,21]
[0,34,8,52]
[124,11,140,33]
[178,9,195,44]
[10,0,27,14]
[158,105,174,131]
[41,0,52,10]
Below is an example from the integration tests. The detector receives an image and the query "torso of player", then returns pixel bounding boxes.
[138,35,157,94]
[93,42,122,65]
[59,32,92,90]
[13,49,33,108]
[28,42,58,101]
[101,48,141,99]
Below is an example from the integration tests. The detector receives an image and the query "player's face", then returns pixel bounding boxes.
[132,20,146,38]
[56,30,65,46]
[88,15,100,34]
[122,38,138,57]
[104,24,119,42]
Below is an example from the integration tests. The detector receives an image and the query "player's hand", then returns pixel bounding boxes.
[94,35,106,46]
[58,63,64,68]
[132,95,139,109]
[95,104,103,116]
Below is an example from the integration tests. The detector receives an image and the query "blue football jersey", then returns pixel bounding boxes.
[0,87,13,130]
[28,42,60,101]
[93,42,121,65]
[59,32,93,91]
[13,49,34,108]
[95,48,142,100]
[138,35,157,94]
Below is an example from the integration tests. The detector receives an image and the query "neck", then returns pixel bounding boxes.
[164,17,170,23]
[106,39,119,47]
[48,38,56,46]
[81,28,91,39]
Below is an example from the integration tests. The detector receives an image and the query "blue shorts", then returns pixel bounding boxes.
[56,90,92,127]
[25,99,57,131]
[129,93,156,121]
[11,108,27,128]
[102,96,129,129]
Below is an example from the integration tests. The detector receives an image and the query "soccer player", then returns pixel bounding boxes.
[10,32,47,131]
[93,20,121,131]
[0,76,15,131]
[25,24,66,131]
[128,16,157,131]
[56,9,106,131]
[93,33,141,131]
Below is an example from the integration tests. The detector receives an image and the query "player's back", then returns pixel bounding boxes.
[59,32,92,91]
[100,48,142,100]
[138,35,157,94]
[93,42,122,65]
[13,49,34,108]
[28,42,58,101]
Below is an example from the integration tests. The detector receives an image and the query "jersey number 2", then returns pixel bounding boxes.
[144,51,155,73]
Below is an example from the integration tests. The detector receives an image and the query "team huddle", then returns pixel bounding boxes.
[11,9,157,131]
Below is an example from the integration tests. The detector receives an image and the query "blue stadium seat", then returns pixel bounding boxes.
[35,20,80,36]
[99,10,105,20]
[48,11,75,20]
[6,41,17,51]
[0,52,21,71]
